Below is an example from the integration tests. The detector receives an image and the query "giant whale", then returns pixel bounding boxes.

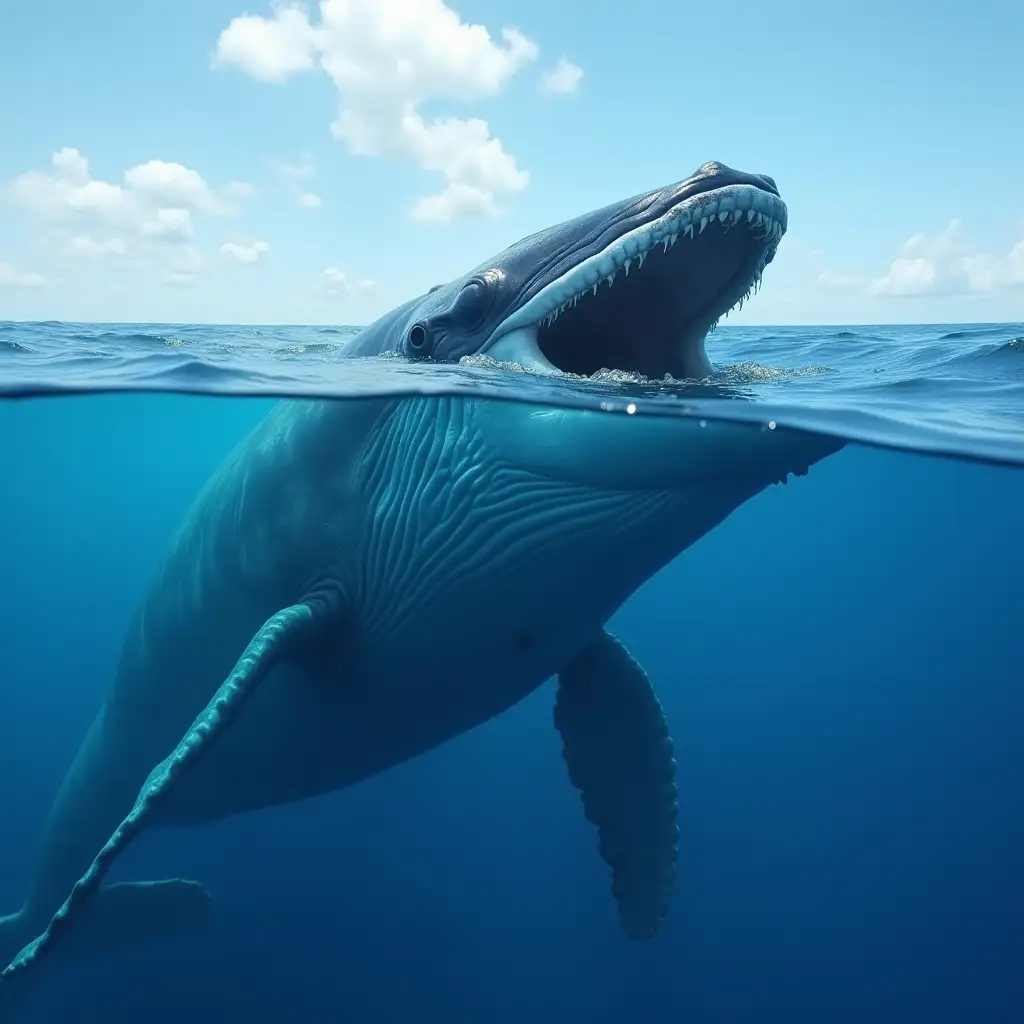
[0,161,843,1007]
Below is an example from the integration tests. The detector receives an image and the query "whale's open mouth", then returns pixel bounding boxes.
[484,182,786,381]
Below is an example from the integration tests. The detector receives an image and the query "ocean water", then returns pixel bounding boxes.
[0,320,1022,1022]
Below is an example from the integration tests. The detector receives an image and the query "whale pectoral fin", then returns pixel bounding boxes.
[0,596,339,998]
[555,630,679,939]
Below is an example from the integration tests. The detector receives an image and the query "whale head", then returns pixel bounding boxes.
[348,159,841,497]
[352,160,786,382]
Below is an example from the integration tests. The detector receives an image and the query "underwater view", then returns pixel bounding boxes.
[1,322,1022,1023]
[2,0,1023,1021]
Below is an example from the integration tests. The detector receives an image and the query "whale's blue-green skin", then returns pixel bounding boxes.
[0,161,842,1009]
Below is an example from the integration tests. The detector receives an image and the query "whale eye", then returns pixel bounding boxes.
[408,323,428,351]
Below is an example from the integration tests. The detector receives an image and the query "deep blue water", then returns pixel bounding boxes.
[0,321,1022,1022]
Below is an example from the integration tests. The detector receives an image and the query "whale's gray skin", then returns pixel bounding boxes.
[0,161,843,1009]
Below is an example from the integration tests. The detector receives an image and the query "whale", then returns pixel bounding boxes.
[0,160,844,1009]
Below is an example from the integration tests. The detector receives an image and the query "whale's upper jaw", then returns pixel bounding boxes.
[484,162,786,381]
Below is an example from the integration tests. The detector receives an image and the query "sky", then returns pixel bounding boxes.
[0,0,1022,327]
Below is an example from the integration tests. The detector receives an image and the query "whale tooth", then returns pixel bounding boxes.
[605,273,615,287]
[624,258,632,275]
[685,224,693,238]
[718,210,729,223]
[699,216,708,233]
[662,237,670,252]
[669,232,678,246]
[592,284,598,296]
[637,251,647,268]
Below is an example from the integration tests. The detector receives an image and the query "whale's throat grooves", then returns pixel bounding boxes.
[351,398,681,646]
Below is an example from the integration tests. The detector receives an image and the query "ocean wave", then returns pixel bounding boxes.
[1,320,1022,468]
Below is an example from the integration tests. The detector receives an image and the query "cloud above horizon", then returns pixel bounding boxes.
[214,0,543,223]
[869,220,1024,298]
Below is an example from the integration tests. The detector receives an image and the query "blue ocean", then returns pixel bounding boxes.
[1,320,1022,1023]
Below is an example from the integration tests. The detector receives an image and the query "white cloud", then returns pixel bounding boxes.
[213,4,320,82]
[215,1,538,221]
[10,149,137,228]
[871,258,935,297]
[220,239,270,263]
[225,180,259,200]
[6,149,256,287]
[141,207,195,241]
[869,219,1024,297]
[8,148,245,240]
[816,269,860,291]
[319,265,374,296]
[123,160,232,215]
[540,56,583,95]
[52,147,89,181]
[267,153,322,208]
[268,152,317,182]
[410,181,498,223]
[321,266,347,294]
[0,260,48,288]
[62,234,131,260]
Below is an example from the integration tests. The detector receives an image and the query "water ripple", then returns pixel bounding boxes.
[1,320,1022,467]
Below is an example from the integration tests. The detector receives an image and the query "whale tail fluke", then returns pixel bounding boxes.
[1,879,211,967]
[0,879,211,1019]
[1,598,331,1008]
[61,878,213,957]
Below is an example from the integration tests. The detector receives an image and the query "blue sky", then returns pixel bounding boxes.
[1,0,1021,326]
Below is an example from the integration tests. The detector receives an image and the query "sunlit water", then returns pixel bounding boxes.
[0,319,1022,1023]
